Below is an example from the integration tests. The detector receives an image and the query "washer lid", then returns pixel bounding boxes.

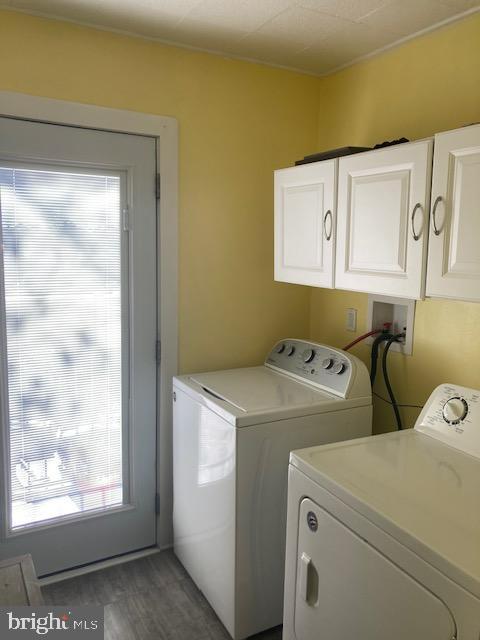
[290,429,480,599]
[174,366,371,427]
[189,366,340,413]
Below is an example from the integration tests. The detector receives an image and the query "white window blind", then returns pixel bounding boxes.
[0,165,125,530]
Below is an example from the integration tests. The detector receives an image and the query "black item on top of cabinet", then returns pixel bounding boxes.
[295,146,371,165]
[373,137,409,148]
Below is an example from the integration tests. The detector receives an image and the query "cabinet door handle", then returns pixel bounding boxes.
[411,203,422,241]
[323,209,333,241]
[432,196,443,236]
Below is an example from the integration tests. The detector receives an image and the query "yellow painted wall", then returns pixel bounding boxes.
[1,8,479,434]
[312,13,480,432]
[0,9,319,374]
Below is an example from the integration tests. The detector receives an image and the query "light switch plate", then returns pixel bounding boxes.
[346,308,357,332]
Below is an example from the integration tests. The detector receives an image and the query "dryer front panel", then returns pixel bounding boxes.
[294,497,457,640]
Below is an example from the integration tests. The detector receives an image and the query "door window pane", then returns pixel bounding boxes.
[0,166,124,530]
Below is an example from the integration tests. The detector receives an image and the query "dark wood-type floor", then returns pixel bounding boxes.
[42,550,283,640]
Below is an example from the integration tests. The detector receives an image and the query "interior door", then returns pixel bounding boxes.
[0,117,157,575]
[295,498,456,640]
[335,141,432,299]
[426,124,480,301]
[274,160,336,288]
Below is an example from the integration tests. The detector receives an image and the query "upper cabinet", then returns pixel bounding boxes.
[274,124,480,302]
[274,160,336,288]
[335,140,433,300]
[426,124,480,302]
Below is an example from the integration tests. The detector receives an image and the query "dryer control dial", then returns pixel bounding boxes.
[442,397,468,425]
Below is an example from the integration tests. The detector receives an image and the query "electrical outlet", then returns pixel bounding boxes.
[366,295,415,355]
[346,308,357,332]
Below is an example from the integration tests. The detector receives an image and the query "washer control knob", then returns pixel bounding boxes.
[286,345,295,357]
[275,343,285,354]
[321,357,334,370]
[442,397,468,425]
[332,362,346,375]
[303,349,315,363]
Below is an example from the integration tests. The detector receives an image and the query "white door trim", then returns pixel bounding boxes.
[0,90,178,549]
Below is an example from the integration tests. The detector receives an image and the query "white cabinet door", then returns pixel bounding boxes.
[274,160,336,288]
[335,141,433,299]
[426,124,480,301]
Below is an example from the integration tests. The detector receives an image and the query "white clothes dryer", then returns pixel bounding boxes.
[284,383,480,640]
[173,339,372,639]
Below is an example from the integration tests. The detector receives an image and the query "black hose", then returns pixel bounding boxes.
[370,332,391,385]
[382,333,405,430]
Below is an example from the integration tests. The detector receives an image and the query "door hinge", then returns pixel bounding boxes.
[122,205,130,231]
[155,339,161,364]
[155,173,161,200]
[155,492,160,515]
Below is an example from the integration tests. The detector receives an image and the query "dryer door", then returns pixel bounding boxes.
[295,498,457,640]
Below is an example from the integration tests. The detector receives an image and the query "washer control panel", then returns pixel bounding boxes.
[415,383,480,458]
[265,339,355,398]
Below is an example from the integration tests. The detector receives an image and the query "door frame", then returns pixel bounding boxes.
[0,90,178,550]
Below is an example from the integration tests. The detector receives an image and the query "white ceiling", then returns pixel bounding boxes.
[2,0,479,75]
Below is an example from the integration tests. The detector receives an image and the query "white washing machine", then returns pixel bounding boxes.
[284,383,480,640]
[173,339,372,639]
